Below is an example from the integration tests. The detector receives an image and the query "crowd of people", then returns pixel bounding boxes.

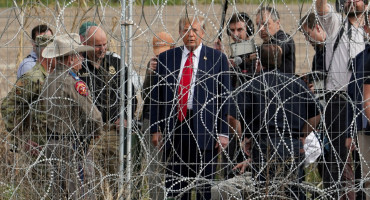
[1,0,370,199]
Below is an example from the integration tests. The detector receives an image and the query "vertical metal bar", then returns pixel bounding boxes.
[126,0,134,198]
[119,0,126,199]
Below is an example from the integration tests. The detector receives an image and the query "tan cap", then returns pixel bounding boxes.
[42,33,94,59]
[35,34,53,47]
[152,32,174,56]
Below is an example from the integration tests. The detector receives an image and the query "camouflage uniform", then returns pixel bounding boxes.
[41,63,103,199]
[1,53,49,151]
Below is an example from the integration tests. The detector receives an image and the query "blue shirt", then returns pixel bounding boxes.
[231,69,320,137]
[17,51,37,78]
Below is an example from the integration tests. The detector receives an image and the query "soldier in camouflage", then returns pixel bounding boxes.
[1,34,54,155]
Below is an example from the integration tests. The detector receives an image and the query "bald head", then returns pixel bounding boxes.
[86,26,108,61]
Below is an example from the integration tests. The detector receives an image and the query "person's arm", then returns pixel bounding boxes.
[216,52,231,150]
[150,53,166,146]
[315,0,330,16]
[67,79,103,137]
[301,115,321,137]
[227,115,242,138]
[1,74,43,152]
[364,84,370,124]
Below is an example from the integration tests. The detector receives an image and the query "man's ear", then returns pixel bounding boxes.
[276,19,281,28]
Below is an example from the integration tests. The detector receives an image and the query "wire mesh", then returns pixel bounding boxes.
[0,0,369,199]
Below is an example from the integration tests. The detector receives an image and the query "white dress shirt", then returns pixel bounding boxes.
[178,43,202,110]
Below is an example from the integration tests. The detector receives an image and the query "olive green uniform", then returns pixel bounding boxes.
[1,63,48,151]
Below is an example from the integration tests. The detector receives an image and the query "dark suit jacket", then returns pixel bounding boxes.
[150,45,231,150]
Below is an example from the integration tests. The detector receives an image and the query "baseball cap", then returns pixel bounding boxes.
[79,21,98,36]
[152,32,174,56]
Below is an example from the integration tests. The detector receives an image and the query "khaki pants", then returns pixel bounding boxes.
[45,139,96,200]
[91,126,120,198]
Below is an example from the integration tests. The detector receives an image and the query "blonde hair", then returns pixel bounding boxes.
[178,15,206,32]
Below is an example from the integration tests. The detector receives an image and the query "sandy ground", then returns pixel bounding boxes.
[0,3,315,106]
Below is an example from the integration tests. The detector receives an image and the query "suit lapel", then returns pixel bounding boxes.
[198,45,206,77]
[173,47,183,79]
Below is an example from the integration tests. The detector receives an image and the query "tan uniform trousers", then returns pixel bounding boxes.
[45,139,96,200]
[91,125,121,199]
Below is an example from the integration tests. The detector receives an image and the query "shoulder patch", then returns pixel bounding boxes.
[75,81,88,96]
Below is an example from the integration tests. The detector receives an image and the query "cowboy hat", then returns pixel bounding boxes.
[42,33,94,58]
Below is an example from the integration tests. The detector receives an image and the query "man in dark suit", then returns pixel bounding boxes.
[150,15,231,199]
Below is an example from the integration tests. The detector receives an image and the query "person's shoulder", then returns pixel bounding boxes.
[202,45,226,59]
[19,63,45,82]
[276,30,294,43]
[104,51,121,69]
[158,47,179,60]
[105,51,121,60]
[18,57,37,75]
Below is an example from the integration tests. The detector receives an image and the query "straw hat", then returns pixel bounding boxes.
[42,33,94,59]
[152,32,174,56]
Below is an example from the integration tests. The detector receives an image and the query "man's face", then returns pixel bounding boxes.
[180,20,205,51]
[256,11,280,42]
[302,24,326,47]
[344,0,366,14]
[86,33,108,61]
[229,21,249,43]
[71,53,84,71]
[33,30,52,48]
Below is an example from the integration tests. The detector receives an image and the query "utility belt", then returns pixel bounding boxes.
[47,129,92,145]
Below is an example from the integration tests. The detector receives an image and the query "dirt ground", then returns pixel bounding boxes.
[0,2,315,113]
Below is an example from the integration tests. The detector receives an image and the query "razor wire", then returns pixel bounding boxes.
[0,0,368,199]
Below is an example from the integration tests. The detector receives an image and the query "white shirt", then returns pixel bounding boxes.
[178,43,202,110]
[319,4,365,91]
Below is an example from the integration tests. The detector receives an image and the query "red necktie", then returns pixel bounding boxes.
[178,51,194,121]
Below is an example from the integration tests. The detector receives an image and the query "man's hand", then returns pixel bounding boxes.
[215,135,229,152]
[24,140,42,156]
[114,118,127,128]
[345,137,356,152]
[233,158,251,174]
[152,132,163,148]
[149,57,158,73]
[242,137,251,156]
[229,58,237,68]
[214,39,224,52]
